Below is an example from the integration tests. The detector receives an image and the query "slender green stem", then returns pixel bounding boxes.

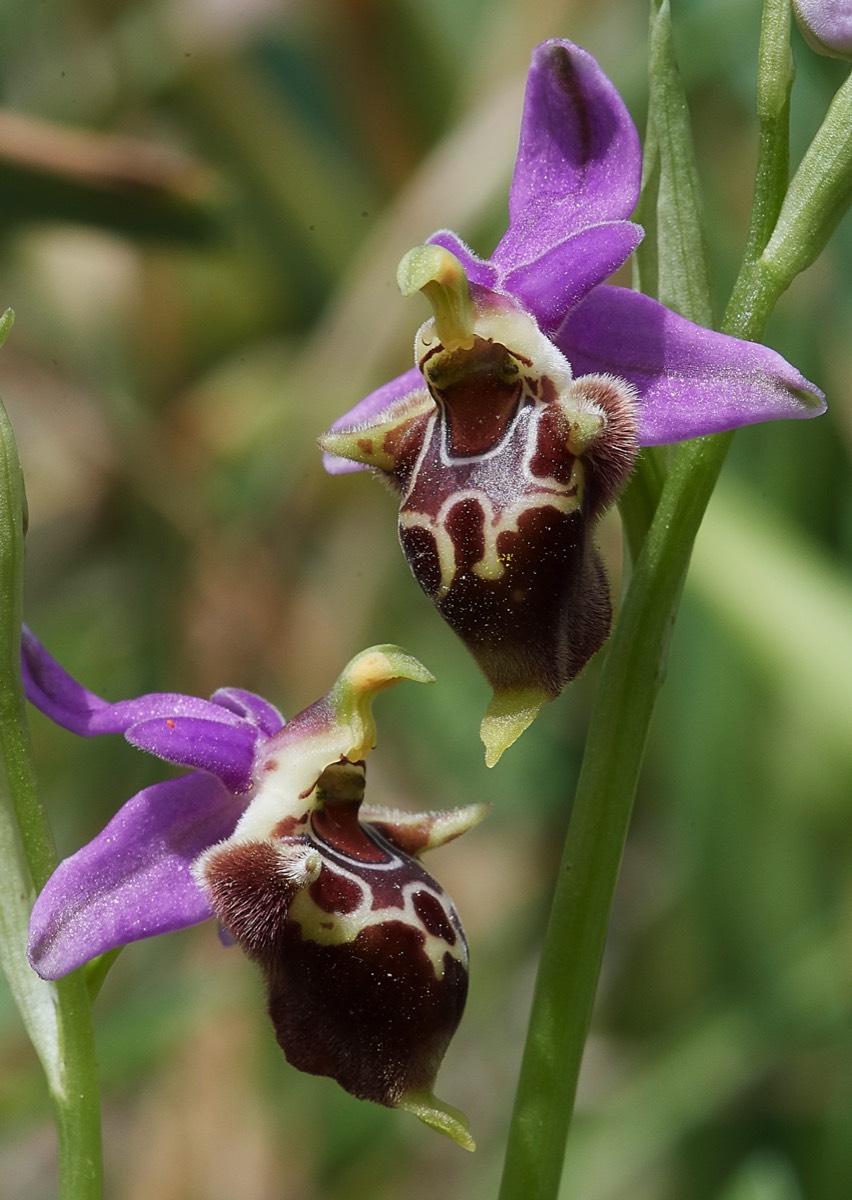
[730,60,852,325]
[50,979,104,1199]
[617,447,667,565]
[0,321,103,1200]
[742,0,794,265]
[498,6,852,1195]
[497,426,736,1200]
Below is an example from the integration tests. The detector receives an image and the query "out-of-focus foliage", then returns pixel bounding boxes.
[0,1,849,1198]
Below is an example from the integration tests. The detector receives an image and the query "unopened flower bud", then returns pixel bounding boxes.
[793,0,852,60]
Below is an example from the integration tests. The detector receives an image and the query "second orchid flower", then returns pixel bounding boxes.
[23,631,482,1148]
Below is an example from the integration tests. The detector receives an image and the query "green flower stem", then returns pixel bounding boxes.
[730,61,852,324]
[498,21,851,1200]
[617,447,667,566]
[0,319,103,1200]
[742,0,794,265]
[47,978,103,1200]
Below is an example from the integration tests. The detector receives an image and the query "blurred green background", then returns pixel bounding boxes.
[1,0,850,1197]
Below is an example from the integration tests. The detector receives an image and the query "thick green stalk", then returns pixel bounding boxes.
[497,430,735,1200]
[0,314,103,1199]
[617,448,668,566]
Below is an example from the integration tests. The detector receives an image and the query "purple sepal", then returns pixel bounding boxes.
[124,717,258,794]
[557,286,827,444]
[493,40,642,273]
[21,627,246,738]
[321,367,424,475]
[28,774,243,980]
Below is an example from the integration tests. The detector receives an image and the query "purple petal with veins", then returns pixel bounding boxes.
[211,687,284,736]
[21,627,245,738]
[28,774,243,980]
[503,221,643,332]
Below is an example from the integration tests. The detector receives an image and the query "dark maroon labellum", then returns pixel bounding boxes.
[198,762,472,1113]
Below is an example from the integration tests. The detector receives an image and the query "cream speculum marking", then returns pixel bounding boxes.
[320,246,639,765]
[398,354,587,602]
[283,762,469,982]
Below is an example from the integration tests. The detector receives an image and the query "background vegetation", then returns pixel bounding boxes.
[1,0,850,1197]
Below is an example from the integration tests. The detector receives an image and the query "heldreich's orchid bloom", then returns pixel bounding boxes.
[23,628,484,1149]
[320,39,826,766]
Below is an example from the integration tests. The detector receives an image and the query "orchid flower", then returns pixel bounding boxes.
[319,39,826,766]
[23,628,483,1149]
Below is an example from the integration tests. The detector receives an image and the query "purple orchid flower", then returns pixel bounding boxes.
[23,628,483,1148]
[319,39,826,765]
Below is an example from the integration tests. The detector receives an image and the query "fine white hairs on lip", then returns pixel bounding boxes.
[276,843,322,887]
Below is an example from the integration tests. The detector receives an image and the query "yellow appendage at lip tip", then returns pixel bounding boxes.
[397,1089,476,1152]
[397,244,475,353]
[480,686,550,768]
